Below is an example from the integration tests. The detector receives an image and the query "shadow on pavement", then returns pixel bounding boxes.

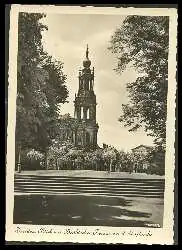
[14,195,155,227]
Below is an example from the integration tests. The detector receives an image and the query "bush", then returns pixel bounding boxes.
[16,148,45,170]
[149,163,165,175]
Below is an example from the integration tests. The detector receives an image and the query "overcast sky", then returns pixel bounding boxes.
[41,14,154,151]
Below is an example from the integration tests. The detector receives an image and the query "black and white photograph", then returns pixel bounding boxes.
[6,5,177,244]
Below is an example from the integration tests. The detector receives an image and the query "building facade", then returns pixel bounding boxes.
[72,45,99,149]
[131,145,153,156]
[131,145,153,172]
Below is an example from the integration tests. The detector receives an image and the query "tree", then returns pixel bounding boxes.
[102,146,117,172]
[16,13,68,159]
[147,146,165,175]
[117,150,128,172]
[108,16,169,149]
[85,149,103,171]
[47,140,74,170]
[17,13,46,148]
[57,113,79,143]
[131,151,148,173]
[26,149,45,170]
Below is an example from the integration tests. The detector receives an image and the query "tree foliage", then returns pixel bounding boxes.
[108,16,169,149]
[16,13,68,151]
[57,113,79,142]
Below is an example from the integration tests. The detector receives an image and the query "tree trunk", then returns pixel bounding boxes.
[57,159,60,170]
[109,159,113,173]
[56,158,58,170]
[45,151,48,170]
[17,144,21,173]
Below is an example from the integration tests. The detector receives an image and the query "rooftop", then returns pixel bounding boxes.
[131,145,153,151]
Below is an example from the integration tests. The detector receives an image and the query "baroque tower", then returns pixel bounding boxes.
[73,45,99,149]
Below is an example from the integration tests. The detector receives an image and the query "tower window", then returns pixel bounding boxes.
[86,108,89,119]
[86,132,90,145]
[81,107,84,119]
[89,108,91,119]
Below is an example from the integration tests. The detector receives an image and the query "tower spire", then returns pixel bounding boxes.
[83,45,91,68]
[73,46,99,149]
[86,44,89,58]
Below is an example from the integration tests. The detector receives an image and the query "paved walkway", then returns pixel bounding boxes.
[15,170,165,179]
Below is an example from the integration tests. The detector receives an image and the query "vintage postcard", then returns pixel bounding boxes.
[6,5,177,244]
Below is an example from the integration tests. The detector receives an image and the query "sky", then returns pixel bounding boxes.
[41,14,154,151]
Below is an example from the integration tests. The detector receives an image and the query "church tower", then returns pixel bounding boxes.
[73,45,99,149]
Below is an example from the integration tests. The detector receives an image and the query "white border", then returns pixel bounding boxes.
[6,5,177,244]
